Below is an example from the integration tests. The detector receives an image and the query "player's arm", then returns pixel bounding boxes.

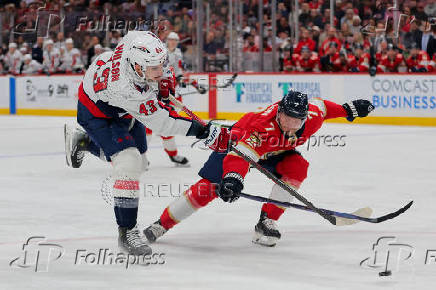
[312,98,374,122]
[112,88,209,139]
[217,124,262,202]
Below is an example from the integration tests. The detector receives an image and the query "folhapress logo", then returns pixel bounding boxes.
[9,236,65,272]
[360,236,414,273]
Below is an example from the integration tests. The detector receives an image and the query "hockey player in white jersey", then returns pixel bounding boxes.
[58,38,84,73]
[42,39,60,74]
[4,43,23,75]
[145,31,192,166]
[21,54,43,74]
[64,31,211,255]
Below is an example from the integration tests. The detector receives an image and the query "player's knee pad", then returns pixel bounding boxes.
[269,183,294,203]
[276,153,309,188]
[111,147,142,198]
[112,147,142,176]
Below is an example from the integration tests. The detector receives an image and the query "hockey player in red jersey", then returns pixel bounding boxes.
[143,91,374,247]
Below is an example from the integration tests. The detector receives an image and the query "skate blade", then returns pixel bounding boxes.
[252,231,278,247]
[64,124,73,167]
[174,163,191,168]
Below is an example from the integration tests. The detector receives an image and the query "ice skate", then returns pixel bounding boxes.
[169,155,190,167]
[64,124,89,168]
[143,220,167,243]
[252,212,281,247]
[118,225,152,255]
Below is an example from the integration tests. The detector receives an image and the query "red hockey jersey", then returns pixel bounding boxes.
[222,98,347,178]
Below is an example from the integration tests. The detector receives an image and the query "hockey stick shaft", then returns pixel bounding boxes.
[231,146,336,225]
[239,192,413,224]
[167,94,336,225]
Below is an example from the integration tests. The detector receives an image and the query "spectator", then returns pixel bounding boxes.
[405,43,433,72]
[59,38,84,73]
[341,8,355,28]
[350,43,370,72]
[319,27,341,57]
[21,54,43,74]
[282,46,299,71]
[299,3,311,26]
[32,37,44,64]
[377,44,406,72]
[243,34,259,52]
[320,42,340,71]
[295,29,316,54]
[295,46,320,72]
[42,39,60,74]
[5,43,23,75]
[87,36,100,68]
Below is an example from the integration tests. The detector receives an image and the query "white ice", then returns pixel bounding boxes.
[1,115,436,290]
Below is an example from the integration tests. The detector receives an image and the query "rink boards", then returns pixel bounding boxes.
[0,73,435,126]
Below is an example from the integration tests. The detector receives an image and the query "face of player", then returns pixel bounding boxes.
[277,112,305,135]
[66,43,73,51]
[144,63,164,82]
[167,39,178,51]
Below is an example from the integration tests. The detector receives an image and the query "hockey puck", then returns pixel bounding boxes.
[378,270,392,276]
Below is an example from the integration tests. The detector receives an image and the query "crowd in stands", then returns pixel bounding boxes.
[0,0,435,74]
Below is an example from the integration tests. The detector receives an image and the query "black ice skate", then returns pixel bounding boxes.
[64,124,89,168]
[252,212,281,247]
[143,220,167,243]
[118,225,152,255]
[169,155,190,167]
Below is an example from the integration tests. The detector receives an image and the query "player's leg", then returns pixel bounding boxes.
[64,121,106,168]
[253,151,309,247]
[78,107,151,255]
[161,135,190,167]
[129,120,150,172]
[143,151,226,243]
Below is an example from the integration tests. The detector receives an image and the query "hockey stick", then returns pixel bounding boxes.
[183,73,238,95]
[167,94,337,225]
[239,192,413,225]
[212,73,238,89]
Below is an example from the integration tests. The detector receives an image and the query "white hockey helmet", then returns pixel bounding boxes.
[167,32,180,41]
[125,32,167,82]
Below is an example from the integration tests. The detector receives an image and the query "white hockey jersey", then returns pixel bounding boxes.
[167,47,183,77]
[59,48,83,71]
[43,48,60,72]
[82,32,192,136]
[21,60,43,74]
[4,50,23,74]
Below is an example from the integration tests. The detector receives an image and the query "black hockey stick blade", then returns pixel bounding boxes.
[215,73,238,88]
[369,200,413,223]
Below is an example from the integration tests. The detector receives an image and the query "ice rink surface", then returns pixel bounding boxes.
[1,115,436,290]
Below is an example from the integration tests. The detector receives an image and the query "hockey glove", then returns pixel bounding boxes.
[218,173,243,203]
[203,125,235,153]
[342,99,374,122]
[187,121,211,139]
